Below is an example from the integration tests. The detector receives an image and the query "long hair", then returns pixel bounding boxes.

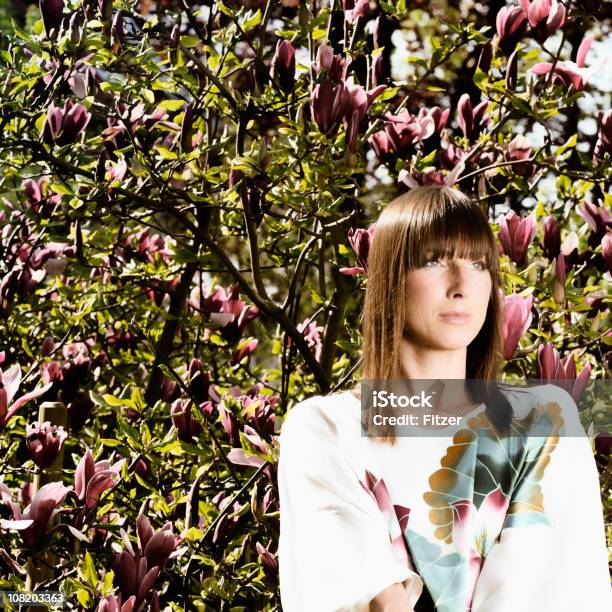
[354,185,513,445]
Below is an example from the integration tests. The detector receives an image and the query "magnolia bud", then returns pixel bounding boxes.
[506,49,518,90]
[553,254,566,305]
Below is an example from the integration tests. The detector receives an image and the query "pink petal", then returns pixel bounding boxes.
[530,62,553,75]
[4,381,54,423]
[576,34,595,69]
[227,448,265,468]
[476,485,509,537]
[1,364,22,404]
[450,499,475,555]
[339,266,366,275]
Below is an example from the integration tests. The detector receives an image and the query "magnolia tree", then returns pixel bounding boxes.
[0,0,610,608]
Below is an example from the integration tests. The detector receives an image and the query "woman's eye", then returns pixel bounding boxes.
[425,258,442,267]
[472,260,487,270]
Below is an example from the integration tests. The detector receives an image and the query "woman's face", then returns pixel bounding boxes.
[402,254,492,351]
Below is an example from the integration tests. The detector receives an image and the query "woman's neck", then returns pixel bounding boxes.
[398,336,468,380]
[350,339,472,409]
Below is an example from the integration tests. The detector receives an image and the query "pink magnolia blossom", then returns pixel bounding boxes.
[189,284,260,345]
[240,392,277,436]
[496,5,527,53]
[40,99,91,146]
[211,491,241,544]
[170,399,203,442]
[25,421,68,468]
[541,215,561,261]
[342,77,387,154]
[593,109,612,161]
[530,34,605,93]
[399,164,464,189]
[40,0,65,35]
[227,448,266,468]
[505,135,535,177]
[0,481,69,548]
[0,364,53,430]
[602,232,612,273]
[371,50,388,88]
[242,424,269,455]
[187,358,210,404]
[577,200,612,244]
[502,293,533,360]
[310,78,349,136]
[536,343,592,402]
[497,210,536,265]
[22,176,61,214]
[75,449,126,509]
[369,107,449,160]
[256,541,278,574]
[271,40,296,93]
[342,0,369,23]
[559,230,581,271]
[287,320,323,362]
[97,594,136,612]
[316,43,351,83]
[105,157,128,182]
[232,338,259,364]
[519,0,566,43]
[124,227,173,263]
[457,94,489,139]
[112,513,185,608]
[553,253,566,304]
[217,402,240,446]
[340,224,376,275]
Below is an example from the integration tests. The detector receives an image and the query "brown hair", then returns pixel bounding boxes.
[351,185,512,444]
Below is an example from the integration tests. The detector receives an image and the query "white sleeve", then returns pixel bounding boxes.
[472,384,612,612]
[277,399,423,612]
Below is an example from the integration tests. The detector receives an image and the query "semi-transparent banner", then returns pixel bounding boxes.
[358,379,611,438]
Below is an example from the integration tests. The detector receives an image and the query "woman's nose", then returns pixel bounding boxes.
[446,262,471,297]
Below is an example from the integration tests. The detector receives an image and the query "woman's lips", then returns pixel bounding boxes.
[438,313,471,324]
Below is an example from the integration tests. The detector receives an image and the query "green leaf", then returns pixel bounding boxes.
[310,289,326,305]
[101,570,115,595]
[49,183,74,196]
[76,590,91,607]
[156,145,178,160]
[242,9,262,31]
[379,0,396,14]
[80,551,97,588]
[159,99,187,112]
[102,394,136,409]
[555,133,577,158]
[181,35,201,49]
[101,438,122,447]
[184,526,205,542]
[474,66,489,92]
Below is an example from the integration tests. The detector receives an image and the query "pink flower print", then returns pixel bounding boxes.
[359,469,414,570]
[450,485,510,610]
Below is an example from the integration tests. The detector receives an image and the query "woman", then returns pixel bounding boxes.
[277,186,611,611]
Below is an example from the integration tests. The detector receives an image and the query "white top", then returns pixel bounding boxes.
[277,384,611,612]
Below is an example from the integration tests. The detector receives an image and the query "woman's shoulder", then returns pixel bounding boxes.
[278,389,360,445]
[500,382,586,435]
